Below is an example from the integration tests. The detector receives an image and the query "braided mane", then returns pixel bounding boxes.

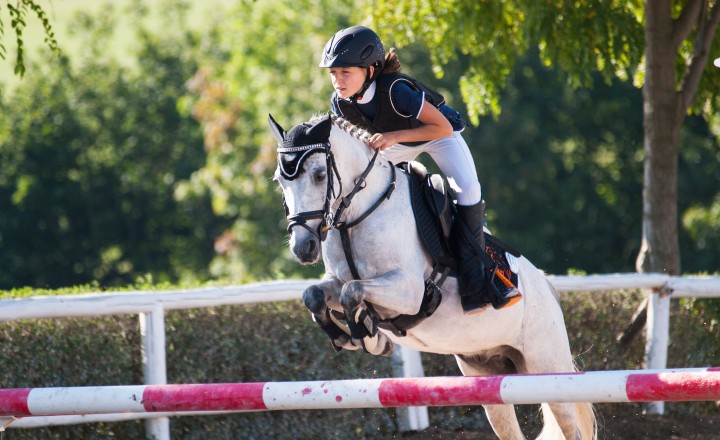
[310,113,373,145]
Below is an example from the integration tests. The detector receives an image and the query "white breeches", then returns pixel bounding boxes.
[380,132,482,206]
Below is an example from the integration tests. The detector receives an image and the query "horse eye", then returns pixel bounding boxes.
[314,169,327,183]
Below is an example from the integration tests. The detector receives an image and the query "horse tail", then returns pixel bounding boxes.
[574,401,598,440]
[537,402,597,440]
[537,403,563,440]
[536,356,598,439]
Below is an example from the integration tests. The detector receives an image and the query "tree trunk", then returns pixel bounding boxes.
[636,0,683,278]
[637,0,684,415]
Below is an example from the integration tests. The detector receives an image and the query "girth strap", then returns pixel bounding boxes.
[339,228,360,280]
[377,273,445,337]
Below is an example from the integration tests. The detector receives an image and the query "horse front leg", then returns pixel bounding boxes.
[340,269,425,357]
[302,274,361,352]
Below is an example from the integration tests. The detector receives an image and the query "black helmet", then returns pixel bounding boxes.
[319,26,385,70]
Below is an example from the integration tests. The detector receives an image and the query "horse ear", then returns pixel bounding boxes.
[305,115,332,141]
[268,113,285,145]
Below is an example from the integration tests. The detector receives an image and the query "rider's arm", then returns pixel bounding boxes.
[368,85,452,150]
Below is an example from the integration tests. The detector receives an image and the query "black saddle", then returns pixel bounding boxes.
[401,161,521,288]
[349,162,524,340]
[402,161,457,277]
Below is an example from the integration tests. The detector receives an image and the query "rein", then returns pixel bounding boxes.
[335,154,396,279]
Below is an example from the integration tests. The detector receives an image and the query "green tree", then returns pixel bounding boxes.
[183,1,719,282]
[179,0,354,282]
[468,51,718,275]
[364,1,720,414]
[366,0,720,280]
[471,53,645,273]
[0,6,217,288]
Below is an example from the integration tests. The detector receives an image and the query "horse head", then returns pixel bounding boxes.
[270,114,335,264]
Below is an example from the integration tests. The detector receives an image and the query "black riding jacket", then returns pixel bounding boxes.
[332,73,449,146]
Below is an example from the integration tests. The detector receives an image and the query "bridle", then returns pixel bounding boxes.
[278,140,396,278]
[278,141,341,242]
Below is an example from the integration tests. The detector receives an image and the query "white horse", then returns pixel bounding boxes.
[270,114,596,440]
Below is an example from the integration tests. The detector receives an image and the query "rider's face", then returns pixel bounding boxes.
[329,66,371,99]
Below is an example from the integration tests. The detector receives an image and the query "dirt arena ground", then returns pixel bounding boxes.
[394,405,720,439]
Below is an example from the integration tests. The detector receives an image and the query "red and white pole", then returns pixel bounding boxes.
[1,368,719,418]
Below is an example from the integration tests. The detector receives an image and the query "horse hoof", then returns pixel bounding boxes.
[378,340,394,357]
[333,335,362,351]
[361,334,394,357]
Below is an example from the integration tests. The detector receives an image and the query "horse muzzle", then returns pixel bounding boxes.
[290,226,322,264]
[286,209,330,264]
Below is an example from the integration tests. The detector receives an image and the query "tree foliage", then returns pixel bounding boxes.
[177,0,355,282]
[366,0,720,122]
[365,0,720,279]
[0,5,217,288]
[365,1,646,122]
[472,52,719,274]
[1,0,717,290]
[0,0,59,76]
[183,0,719,279]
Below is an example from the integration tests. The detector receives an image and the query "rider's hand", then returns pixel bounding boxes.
[368,132,397,151]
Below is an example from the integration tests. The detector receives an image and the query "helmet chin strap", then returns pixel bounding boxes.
[350,66,376,103]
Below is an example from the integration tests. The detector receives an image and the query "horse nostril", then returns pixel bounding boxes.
[307,238,318,256]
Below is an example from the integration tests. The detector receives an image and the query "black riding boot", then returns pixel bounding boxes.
[455,201,522,313]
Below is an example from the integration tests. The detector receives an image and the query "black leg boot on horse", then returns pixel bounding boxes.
[455,201,522,314]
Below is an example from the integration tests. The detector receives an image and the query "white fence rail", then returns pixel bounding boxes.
[1,274,719,438]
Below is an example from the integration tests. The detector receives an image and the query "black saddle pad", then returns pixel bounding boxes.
[405,166,456,271]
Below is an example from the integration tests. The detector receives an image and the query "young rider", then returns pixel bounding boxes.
[319,25,522,313]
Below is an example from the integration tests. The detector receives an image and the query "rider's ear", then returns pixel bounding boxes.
[305,115,332,141]
[268,113,285,145]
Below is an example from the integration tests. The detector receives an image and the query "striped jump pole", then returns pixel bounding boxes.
[1,368,719,420]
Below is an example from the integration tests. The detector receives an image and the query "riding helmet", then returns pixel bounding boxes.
[319,26,385,70]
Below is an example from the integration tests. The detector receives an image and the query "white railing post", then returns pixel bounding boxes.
[644,287,671,415]
[391,346,430,432]
[139,303,170,440]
